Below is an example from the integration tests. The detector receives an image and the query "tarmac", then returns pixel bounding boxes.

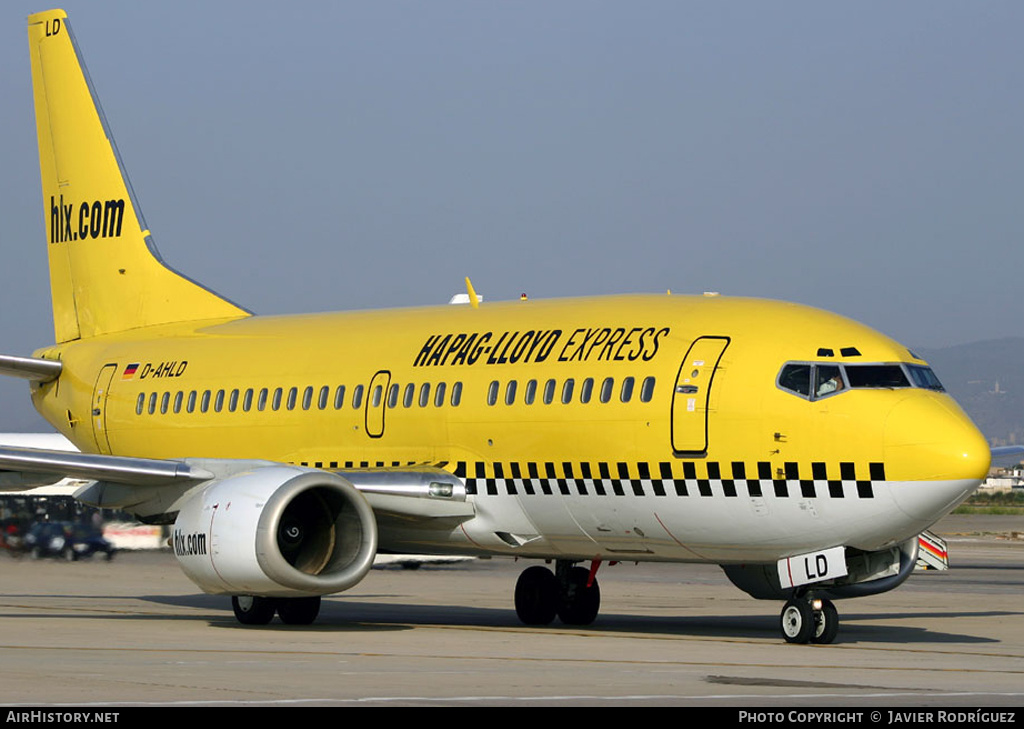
[0,514,1021,707]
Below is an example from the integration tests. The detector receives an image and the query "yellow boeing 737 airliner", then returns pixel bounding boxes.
[0,9,991,642]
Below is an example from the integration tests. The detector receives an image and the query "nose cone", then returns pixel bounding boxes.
[885,393,990,522]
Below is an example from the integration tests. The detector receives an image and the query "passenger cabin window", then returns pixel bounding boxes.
[387,384,399,408]
[620,377,634,403]
[187,391,197,413]
[580,378,593,404]
[434,382,446,407]
[505,380,517,405]
[451,381,463,406]
[561,378,575,404]
[524,379,537,405]
[600,377,614,403]
[487,381,499,406]
[543,379,556,404]
[640,376,656,402]
[258,388,268,411]
[318,386,330,410]
[403,383,415,408]
[419,383,430,407]
[352,384,364,409]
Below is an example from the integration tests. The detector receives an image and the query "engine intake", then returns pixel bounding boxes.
[173,466,377,597]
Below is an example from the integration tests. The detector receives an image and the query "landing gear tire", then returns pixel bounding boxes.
[557,566,600,626]
[232,595,277,625]
[811,598,839,645]
[277,596,322,625]
[780,598,815,644]
[514,565,559,625]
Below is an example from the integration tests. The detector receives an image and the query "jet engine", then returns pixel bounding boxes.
[721,537,920,601]
[171,466,377,597]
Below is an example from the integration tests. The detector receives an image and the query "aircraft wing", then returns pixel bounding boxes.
[990,445,1024,468]
[0,445,213,490]
[0,444,473,521]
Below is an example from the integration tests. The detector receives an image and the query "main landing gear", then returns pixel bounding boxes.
[780,595,839,644]
[514,560,601,626]
[231,595,322,625]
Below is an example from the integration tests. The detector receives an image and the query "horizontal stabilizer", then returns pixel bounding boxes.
[0,354,62,382]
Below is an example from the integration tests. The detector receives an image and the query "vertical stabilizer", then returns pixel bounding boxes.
[28,9,249,343]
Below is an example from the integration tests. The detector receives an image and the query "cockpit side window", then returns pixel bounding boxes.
[779,362,846,400]
[815,365,844,398]
[906,364,945,391]
[779,364,812,397]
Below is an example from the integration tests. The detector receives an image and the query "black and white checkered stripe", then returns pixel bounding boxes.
[453,460,883,499]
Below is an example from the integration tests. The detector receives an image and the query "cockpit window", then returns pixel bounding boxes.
[906,364,945,391]
[779,364,812,397]
[778,363,846,399]
[815,365,844,397]
[778,361,945,400]
[844,364,910,389]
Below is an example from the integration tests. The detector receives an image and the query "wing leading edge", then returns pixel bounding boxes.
[0,444,473,523]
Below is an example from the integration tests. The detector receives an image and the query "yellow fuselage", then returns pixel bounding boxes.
[31,293,990,562]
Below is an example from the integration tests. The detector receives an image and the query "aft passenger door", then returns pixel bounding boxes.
[671,337,729,456]
[91,363,118,454]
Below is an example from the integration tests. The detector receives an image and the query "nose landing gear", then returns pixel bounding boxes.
[781,595,838,644]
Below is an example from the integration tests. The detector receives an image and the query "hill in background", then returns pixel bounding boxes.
[919,338,1024,446]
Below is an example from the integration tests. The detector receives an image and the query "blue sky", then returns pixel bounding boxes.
[2,2,1023,429]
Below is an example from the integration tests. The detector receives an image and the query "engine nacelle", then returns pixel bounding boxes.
[172,466,377,597]
[721,537,920,601]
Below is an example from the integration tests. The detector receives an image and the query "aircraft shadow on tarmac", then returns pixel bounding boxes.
[3,588,1015,644]
[135,593,1016,645]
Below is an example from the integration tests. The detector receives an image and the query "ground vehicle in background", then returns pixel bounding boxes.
[22,521,115,561]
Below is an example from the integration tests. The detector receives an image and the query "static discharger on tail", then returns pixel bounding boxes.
[0,9,991,642]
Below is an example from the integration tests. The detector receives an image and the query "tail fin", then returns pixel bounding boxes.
[28,9,249,343]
